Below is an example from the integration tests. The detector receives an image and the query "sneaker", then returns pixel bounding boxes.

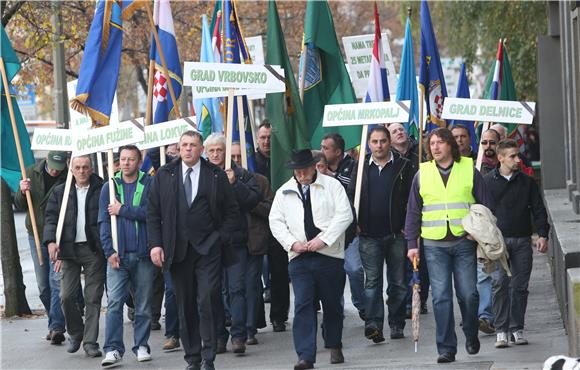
[136,346,151,362]
[101,350,122,367]
[478,317,495,334]
[162,336,180,352]
[510,330,528,345]
[495,332,509,348]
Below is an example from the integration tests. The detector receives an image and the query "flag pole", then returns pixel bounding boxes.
[107,149,119,252]
[353,124,368,217]
[55,168,73,247]
[225,89,235,170]
[246,99,258,153]
[96,152,104,178]
[0,57,44,265]
[236,95,248,169]
[418,88,424,163]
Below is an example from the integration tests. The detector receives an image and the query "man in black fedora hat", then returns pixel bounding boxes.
[269,149,353,370]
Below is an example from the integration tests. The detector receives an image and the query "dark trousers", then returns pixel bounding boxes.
[268,241,290,323]
[60,243,105,348]
[491,237,533,333]
[289,253,345,363]
[151,267,164,322]
[171,245,222,366]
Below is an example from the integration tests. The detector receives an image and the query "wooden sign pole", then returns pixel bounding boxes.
[225,89,235,170]
[353,124,368,217]
[236,95,248,169]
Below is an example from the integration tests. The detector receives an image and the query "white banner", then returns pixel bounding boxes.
[323,101,411,127]
[138,116,197,150]
[72,118,145,157]
[342,33,398,100]
[245,36,264,65]
[183,62,285,92]
[31,128,74,152]
[441,98,536,125]
[190,85,267,100]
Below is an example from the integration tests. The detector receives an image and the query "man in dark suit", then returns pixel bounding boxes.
[147,131,239,370]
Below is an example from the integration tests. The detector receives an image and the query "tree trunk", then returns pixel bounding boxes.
[1,178,31,317]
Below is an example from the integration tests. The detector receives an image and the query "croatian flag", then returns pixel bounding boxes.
[489,39,503,101]
[149,0,182,124]
[364,2,390,103]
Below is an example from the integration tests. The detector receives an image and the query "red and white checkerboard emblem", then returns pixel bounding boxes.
[434,94,443,117]
[153,70,168,102]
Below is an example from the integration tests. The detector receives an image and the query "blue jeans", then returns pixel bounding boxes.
[163,271,180,338]
[424,239,479,355]
[103,253,155,356]
[359,234,407,331]
[477,261,494,322]
[217,246,248,342]
[28,234,66,332]
[245,254,263,337]
[344,237,365,313]
[289,253,345,363]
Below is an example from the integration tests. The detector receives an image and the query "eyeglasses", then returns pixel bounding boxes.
[481,140,496,145]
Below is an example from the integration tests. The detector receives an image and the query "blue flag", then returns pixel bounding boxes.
[194,14,224,139]
[449,63,477,154]
[71,0,141,126]
[223,0,255,171]
[396,16,420,139]
[419,0,447,132]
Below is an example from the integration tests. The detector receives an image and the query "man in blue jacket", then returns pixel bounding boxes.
[98,145,155,367]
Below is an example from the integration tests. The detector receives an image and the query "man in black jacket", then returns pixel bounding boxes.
[484,139,549,349]
[347,126,414,343]
[204,134,261,354]
[148,131,239,370]
[44,155,105,357]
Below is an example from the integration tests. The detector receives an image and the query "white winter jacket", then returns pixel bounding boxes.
[269,172,354,261]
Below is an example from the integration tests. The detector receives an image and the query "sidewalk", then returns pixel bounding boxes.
[1,242,568,369]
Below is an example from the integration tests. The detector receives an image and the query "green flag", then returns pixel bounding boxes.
[483,43,519,138]
[266,1,310,191]
[1,25,34,192]
[300,0,361,150]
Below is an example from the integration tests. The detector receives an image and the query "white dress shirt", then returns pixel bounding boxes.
[369,151,394,173]
[182,160,201,202]
[74,183,90,243]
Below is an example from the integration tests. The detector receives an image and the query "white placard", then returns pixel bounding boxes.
[138,116,197,150]
[72,118,145,157]
[323,101,411,127]
[67,79,120,129]
[31,128,74,151]
[245,36,264,65]
[183,62,285,92]
[342,33,398,100]
[190,85,267,100]
[441,98,536,125]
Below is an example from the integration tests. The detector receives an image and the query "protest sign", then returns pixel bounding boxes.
[442,98,535,125]
[323,101,411,127]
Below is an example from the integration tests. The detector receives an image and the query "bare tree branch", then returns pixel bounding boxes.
[1,1,24,27]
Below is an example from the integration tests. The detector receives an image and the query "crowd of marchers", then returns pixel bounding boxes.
[16,121,549,370]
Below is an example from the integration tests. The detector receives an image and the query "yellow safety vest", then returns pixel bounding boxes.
[419,158,475,240]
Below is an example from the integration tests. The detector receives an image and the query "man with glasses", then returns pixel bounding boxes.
[480,129,500,175]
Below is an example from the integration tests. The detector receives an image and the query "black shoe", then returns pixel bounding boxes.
[405,306,412,319]
[50,330,65,345]
[330,348,344,364]
[67,338,81,353]
[186,363,201,370]
[478,317,495,334]
[294,359,314,370]
[364,326,385,343]
[84,345,102,358]
[127,307,135,322]
[263,289,271,303]
[390,327,404,339]
[437,353,455,363]
[231,339,246,354]
[420,302,428,315]
[272,321,286,332]
[151,320,161,331]
[466,336,480,355]
[201,360,215,370]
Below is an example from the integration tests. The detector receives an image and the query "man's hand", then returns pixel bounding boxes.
[53,260,62,273]
[19,178,31,193]
[48,242,59,262]
[107,199,122,216]
[150,246,165,267]
[108,253,121,269]
[306,237,326,252]
[407,248,419,264]
[536,237,548,253]
[291,241,308,253]
[225,168,236,184]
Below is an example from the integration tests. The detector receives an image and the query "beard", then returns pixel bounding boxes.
[484,149,496,158]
